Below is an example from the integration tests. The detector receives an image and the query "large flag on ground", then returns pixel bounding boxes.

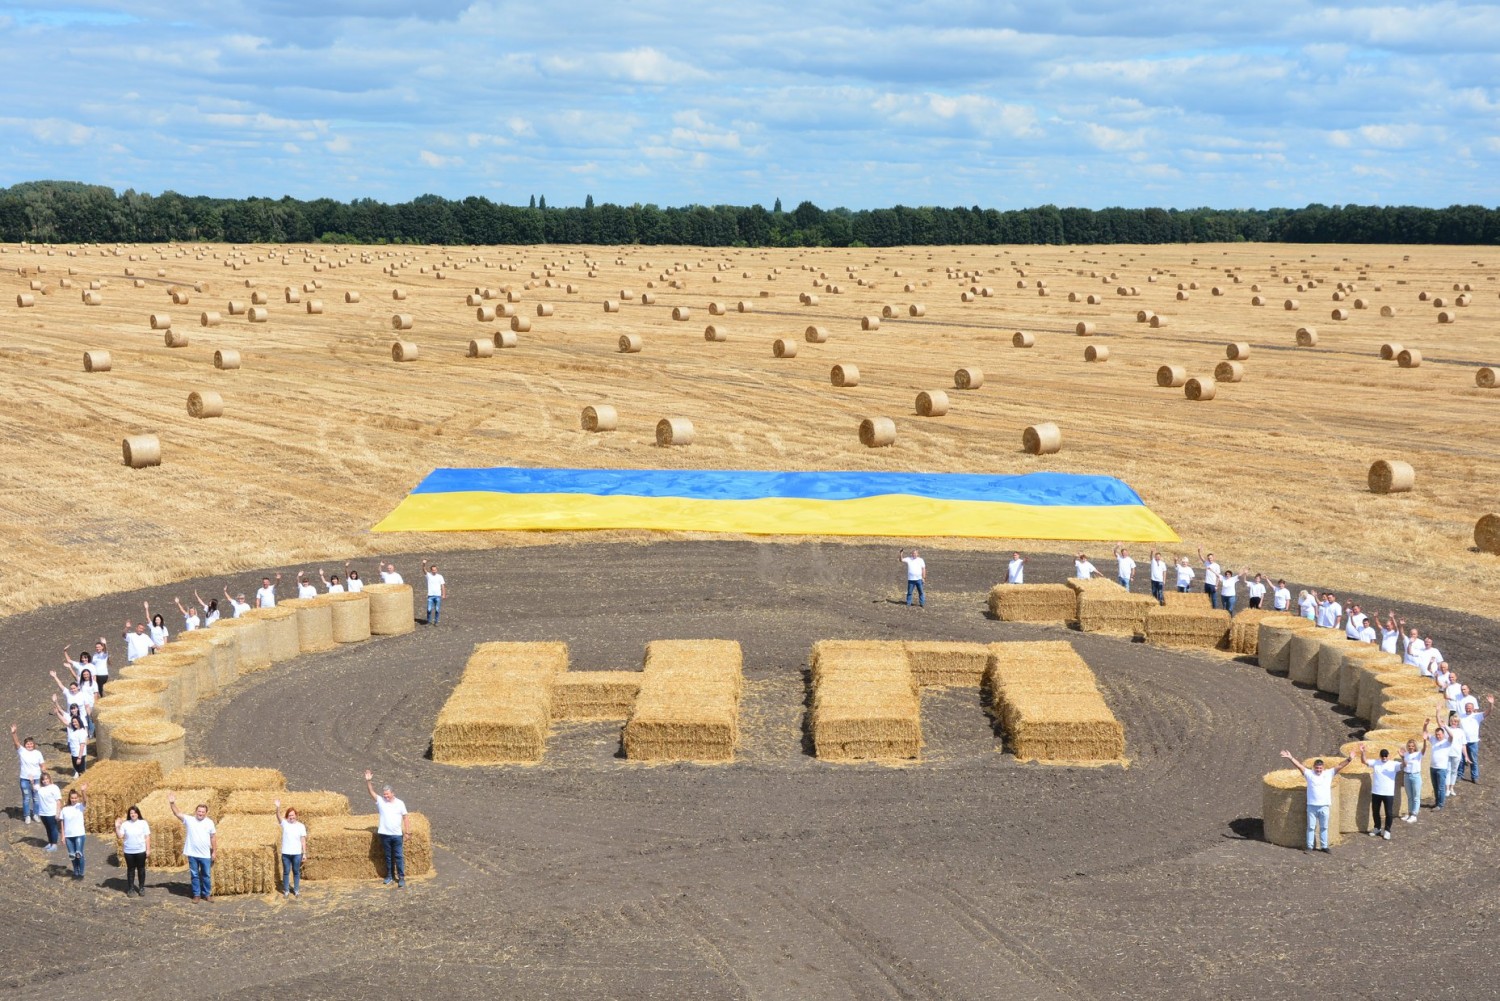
[373,468,1177,542]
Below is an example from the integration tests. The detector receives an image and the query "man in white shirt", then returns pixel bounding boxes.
[365,770,410,888]
[1457,696,1493,783]
[1420,639,1443,678]
[169,793,218,902]
[1147,549,1167,605]
[1402,627,1426,668]
[379,561,404,585]
[1316,594,1342,629]
[1006,553,1026,585]
[121,621,157,662]
[1271,579,1292,612]
[1359,744,1401,839]
[222,587,251,618]
[421,559,448,624]
[296,575,318,600]
[1358,619,1377,644]
[10,724,45,823]
[254,574,282,609]
[1378,614,1400,654]
[1280,749,1354,852]
[1344,604,1367,641]
[898,548,927,608]
[1197,546,1221,609]
[1113,545,1136,592]
[1442,676,1465,715]
[1073,553,1098,580]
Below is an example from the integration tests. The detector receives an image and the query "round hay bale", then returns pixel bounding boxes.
[467,339,494,358]
[1251,295,1266,306]
[859,417,896,448]
[1397,348,1421,368]
[1456,293,1472,306]
[672,306,691,321]
[1211,286,1223,296]
[250,291,268,304]
[285,288,300,303]
[1476,366,1496,389]
[1075,321,1096,336]
[510,315,531,332]
[772,338,798,358]
[305,299,324,314]
[640,293,656,305]
[961,291,975,302]
[1296,327,1318,347]
[1353,298,1368,309]
[365,584,415,636]
[1437,310,1456,323]
[656,417,694,447]
[1176,290,1189,301]
[1156,365,1187,388]
[248,307,268,324]
[83,350,111,373]
[1185,377,1216,401]
[1432,296,1448,308]
[1379,342,1402,360]
[122,435,160,468]
[199,310,221,327]
[1022,422,1062,455]
[830,363,859,387]
[954,366,983,390]
[618,334,642,353]
[704,324,727,342]
[1331,308,1349,320]
[476,305,497,322]
[1368,460,1414,494]
[1284,299,1299,311]
[861,315,880,331]
[1474,514,1500,554]
[164,329,189,348]
[908,303,926,317]
[327,593,371,643]
[186,391,223,419]
[603,298,620,312]
[1084,345,1109,362]
[881,305,897,318]
[83,290,103,306]
[1380,305,1395,317]
[802,325,828,344]
[1214,360,1245,383]
[170,290,189,305]
[1226,342,1250,360]
[150,313,172,330]
[915,390,949,416]
[581,404,618,432]
[1087,294,1103,305]
[278,597,336,653]
[392,288,407,300]
[345,291,360,303]
[708,301,726,315]
[1012,331,1035,348]
[111,721,186,773]
[536,303,554,317]
[1149,314,1167,328]
[213,349,242,371]
[15,293,35,307]
[391,340,418,362]
[1262,769,1342,848]
[737,301,753,313]
[391,313,413,330]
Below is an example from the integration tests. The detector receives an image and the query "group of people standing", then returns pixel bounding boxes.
[1023,544,1291,614]
[12,558,434,898]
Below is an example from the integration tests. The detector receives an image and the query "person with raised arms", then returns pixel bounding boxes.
[1006,552,1027,585]
[1147,549,1167,604]
[365,770,410,888]
[255,574,283,609]
[1278,748,1354,853]
[11,723,44,825]
[169,792,217,902]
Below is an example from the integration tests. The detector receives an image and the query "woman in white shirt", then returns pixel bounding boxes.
[115,805,151,896]
[1430,727,1453,812]
[1174,558,1194,593]
[175,596,202,632]
[1073,554,1098,580]
[49,672,94,737]
[35,772,62,851]
[275,800,308,898]
[193,591,221,626]
[144,602,170,648]
[296,576,318,600]
[1298,590,1317,620]
[1445,712,1468,797]
[88,639,110,696]
[344,564,364,593]
[60,784,88,879]
[51,703,89,777]
[1400,728,1429,822]
[319,569,345,594]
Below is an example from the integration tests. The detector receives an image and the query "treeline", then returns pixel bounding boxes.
[2,181,1497,246]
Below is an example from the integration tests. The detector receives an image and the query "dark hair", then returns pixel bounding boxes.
[69,717,83,730]
[79,652,92,663]
[1378,748,1390,759]
[151,614,164,627]
[207,599,218,612]
[79,668,93,683]
[126,805,142,821]
[1312,758,1325,767]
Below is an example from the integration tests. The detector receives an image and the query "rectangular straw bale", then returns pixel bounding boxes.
[432,679,552,763]
[987,584,1078,623]
[810,690,921,761]
[213,814,281,895]
[625,642,744,762]
[464,641,569,682]
[221,789,352,819]
[550,671,643,721]
[164,766,287,799]
[983,641,1093,693]
[1071,580,1155,635]
[903,641,988,686]
[136,787,217,868]
[1164,591,1213,610]
[810,641,912,687]
[302,812,432,881]
[67,759,162,833]
[1004,691,1125,762]
[641,639,744,698]
[1143,606,1231,649]
[1227,607,1275,654]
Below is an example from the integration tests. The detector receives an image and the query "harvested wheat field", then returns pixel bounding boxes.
[2,242,1499,620]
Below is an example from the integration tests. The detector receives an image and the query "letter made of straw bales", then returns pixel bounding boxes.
[859,417,895,447]
[1368,460,1414,494]
[68,759,162,833]
[623,640,743,762]
[1144,606,1231,649]
[122,435,160,469]
[915,390,948,416]
[433,642,566,764]
[988,584,1076,624]
[325,592,371,643]
[985,642,1124,763]
[1262,769,1343,848]
[136,787,215,868]
[810,641,920,762]
[302,813,432,881]
[1022,422,1061,455]
[1067,578,1154,636]
[551,671,643,721]
[903,641,988,687]
[1286,632,1325,686]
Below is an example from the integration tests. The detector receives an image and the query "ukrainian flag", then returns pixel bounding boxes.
[373,468,1177,542]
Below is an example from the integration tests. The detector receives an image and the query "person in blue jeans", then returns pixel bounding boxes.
[421,560,447,625]
[1280,749,1353,852]
[898,548,926,608]
[11,724,45,823]
[1457,696,1493,782]
[58,784,87,878]
[274,800,307,899]
[169,792,218,902]
[366,770,409,888]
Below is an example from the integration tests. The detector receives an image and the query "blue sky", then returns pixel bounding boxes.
[1,1,1497,209]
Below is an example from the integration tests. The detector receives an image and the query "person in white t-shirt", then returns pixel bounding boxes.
[1113,545,1136,591]
[51,706,89,778]
[1401,626,1426,668]
[34,772,62,851]
[59,784,88,878]
[49,671,94,736]
[1147,549,1167,605]
[274,800,308,898]
[1445,711,1469,796]
[1271,579,1292,612]
[143,603,170,648]
[1420,640,1443,678]
[295,576,318,600]
[1446,681,1470,717]
[1344,605,1367,641]
[1073,553,1098,580]
[421,560,448,624]
[1316,594,1343,629]
[378,562,404,585]
[1398,728,1430,822]
[1245,574,1267,611]
[1298,590,1316,621]
[1174,557,1195,593]
[1378,614,1400,655]
[1217,570,1240,615]
[122,620,158,663]
[1358,620,1377,644]
[222,587,251,618]
[365,770,410,887]
[1430,726,1455,812]
[1280,749,1353,852]
[255,574,283,609]
[1006,553,1026,585]
[319,569,345,594]
[115,805,151,896]
[169,792,217,902]
[1196,547,1221,609]
[897,548,927,608]
[191,592,221,627]
[174,597,202,632]
[1457,696,1493,783]
[1359,745,1401,839]
[344,565,364,593]
[11,723,45,823]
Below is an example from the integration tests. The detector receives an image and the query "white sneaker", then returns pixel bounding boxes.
[1382,830,1391,840]
[24,817,32,825]
[1405,814,1417,823]
[1367,830,1378,837]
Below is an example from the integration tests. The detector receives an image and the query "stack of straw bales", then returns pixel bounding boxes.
[1164,591,1212,610]
[551,672,643,721]
[1255,614,1316,675]
[986,583,1077,623]
[431,642,565,764]
[985,642,1124,762]
[1143,605,1231,649]
[1066,578,1154,636]
[903,641,988,686]
[303,813,432,882]
[623,640,743,762]
[809,641,920,762]
[214,814,282,895]
[67,759,163,833]
[1227,607,1276,655]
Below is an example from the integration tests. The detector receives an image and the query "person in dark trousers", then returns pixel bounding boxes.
[898,548,926,608]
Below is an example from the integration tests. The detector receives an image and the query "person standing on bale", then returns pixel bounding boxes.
[898,548,926,608]
[1278,749,1353,853]
[421,560,446,624]
[365,770,409,888]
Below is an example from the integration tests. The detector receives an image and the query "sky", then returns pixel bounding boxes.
[0,1,1497,210]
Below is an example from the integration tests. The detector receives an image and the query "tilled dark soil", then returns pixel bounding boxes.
[1,542,1495,1000]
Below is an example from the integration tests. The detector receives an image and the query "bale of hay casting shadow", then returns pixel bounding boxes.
[1397,348,1421,368]
[250,291,268,305]
[16,293,35,307]
[241,606,300,662]
[1084,345,1109,362]
[1022,422,1061,455]
[830,363,859,387]
[804,325,827,343]
[186,390,223,419]
[1284,299,1299,311]
[150,313,172,330]
[811,663,921,762]
[1315,637,1353,693]
[475,305,497,323]
[1251,295,1266,306]
[213,814,281,895]
[345,291,361,303]
[904,641,988,687]
[1262,768,1343,848]
[603,298,620,312]
[222,789,351,819]
[1476,513,1500,554]
[391,313,413,331]
[122,435,160,469]
[247,306,269,323]
[1144,606,1231,649]
[1149,314,1168,328]
[305,300,324,315]
[551,671,643,721]
[915,390,948,416]
[1156,365,1186,388]
[69,759,162,833]
[953,366,983,389]
[214,349,241,370]
[581,404,618,432]
[1368,460,1414,494]
[859,417,895,447]
[1072,580,1155,636]
[656,417,694,446]
[1331,308,1349,320]
[618,334,642,353]
[111,721,186,773]
[1226,607,1275,655]
[510,315,531,332]
[325,592,371,643]
[83,350,111,372]
[302,813,432,881]
[1226,343,1250,360]
[1438,310,1456,323]
[213,616,271,673]
[200,311,221,326]
[1477,367,1496,389]
[493,330,517,349]
[365,584,415,636]
[773,338,798,358]
[1184,377,1216,401]
[164,330,189,348]
[1002,690,1125,763]
[988,584,1078,623]
[1257,615,1315,675]
[1287,632,1324,686]
[277,596,337,653]
[285,288,301,304]
[1076,321,1096,336]
[1379,342,1403,360]
[467,338,493,358]
[1380,305,1395,317]
[1295,327,1318,346]
[1213,360,1245,383]
[908,304,926,317]
[391,341,418,362]
[1012,331,1035,347]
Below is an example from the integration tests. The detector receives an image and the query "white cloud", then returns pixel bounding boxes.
[418,150,460,167]
[544,47,707,84]
[326,136,352,153]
